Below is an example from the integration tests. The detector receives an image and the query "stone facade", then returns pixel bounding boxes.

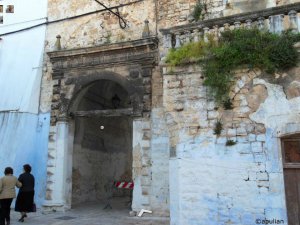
[161,65,300,224]
[42,38,161,212]
[38,0,300,224]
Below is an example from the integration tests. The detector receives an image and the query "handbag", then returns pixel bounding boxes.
[32,203,36,212]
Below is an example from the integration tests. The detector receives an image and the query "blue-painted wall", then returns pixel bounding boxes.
[0,112,50,206]
[0,1,49,207]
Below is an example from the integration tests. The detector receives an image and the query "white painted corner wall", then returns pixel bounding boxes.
[0,0,47,114]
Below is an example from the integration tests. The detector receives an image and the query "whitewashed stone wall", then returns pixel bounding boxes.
[0,0,47,113]
[150,67,170,216]
[161,64,300,225]
[39,0,300,218]
[132,119,152,212]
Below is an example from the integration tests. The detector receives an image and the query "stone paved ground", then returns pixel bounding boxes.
[9,199,170,225]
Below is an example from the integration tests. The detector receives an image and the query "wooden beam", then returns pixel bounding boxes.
[73,108,134,117]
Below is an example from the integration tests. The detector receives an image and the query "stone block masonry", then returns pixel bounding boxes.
[46,0,157,51]
[161,64,298,225]
[38,0,300,222]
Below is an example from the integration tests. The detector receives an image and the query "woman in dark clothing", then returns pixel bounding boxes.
[15,164,35,223]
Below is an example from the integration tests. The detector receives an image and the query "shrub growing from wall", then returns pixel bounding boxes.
[166,29,300,104]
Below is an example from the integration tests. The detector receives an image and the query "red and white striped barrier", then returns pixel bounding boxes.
[114,181,134,189]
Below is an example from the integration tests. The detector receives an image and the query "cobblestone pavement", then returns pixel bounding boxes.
[9,199,170,225]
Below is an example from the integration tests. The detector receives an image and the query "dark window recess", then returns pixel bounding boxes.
[284,141,300,163]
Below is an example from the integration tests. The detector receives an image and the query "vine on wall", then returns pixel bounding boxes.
[166,29,300,105]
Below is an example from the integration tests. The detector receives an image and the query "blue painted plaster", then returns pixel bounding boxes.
[0,112,50,206]
[169,135,288,225]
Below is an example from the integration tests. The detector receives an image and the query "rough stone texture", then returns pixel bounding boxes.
[41,0,158,112]
[46,0,157,50]
[161,64,300,225]
[286,80,300,99]
[149,66,170,216]
[223,0,300,16]
[131,119,153,212]
[72,116,132,205]
[150,108,170,217]
[45,38,157,124]
[43,38,158,213]
[40,0,300,222]
[156,0,300,28]
[223,0,269,16]
[157,0,198,28]
[246,85,268,112]
[41,0,300,124]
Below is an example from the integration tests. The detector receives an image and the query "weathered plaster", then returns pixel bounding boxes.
[0,26,46,113]
[2,0,300,221]
[37,0,300,220]
[131,119,152,212]
[0,112,50,207]
[46,0,157,50]
[0,0,47,113]
[250,78,300,131]
[162,66,292,225]
[0,2,49,209]
[151,108,170,216]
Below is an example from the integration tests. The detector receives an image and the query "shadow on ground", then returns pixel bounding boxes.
[10,198,169,225]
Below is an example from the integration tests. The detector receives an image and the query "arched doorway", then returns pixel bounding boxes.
[44,38,158,212]
[282,134,300,225]
[70,79,133,208]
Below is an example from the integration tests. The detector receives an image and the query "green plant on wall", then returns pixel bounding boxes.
[166,28,300,104]
[213,120,223,135]
[223,98,233,110]
[192,1,207,21]
[226,140,237,146]
[166,36,216,66]
[205,29,300,103]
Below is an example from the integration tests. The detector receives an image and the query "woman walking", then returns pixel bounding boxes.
[0,167,22,225]
[15,164,35,223]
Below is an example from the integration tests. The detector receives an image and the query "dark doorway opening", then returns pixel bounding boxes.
[71,80,133,208]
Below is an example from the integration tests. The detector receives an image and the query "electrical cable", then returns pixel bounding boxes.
[0,17,47,27]
[0,0,144,36]
[92,0,127,29]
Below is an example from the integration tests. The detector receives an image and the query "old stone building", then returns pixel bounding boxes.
[1,0,300,224]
